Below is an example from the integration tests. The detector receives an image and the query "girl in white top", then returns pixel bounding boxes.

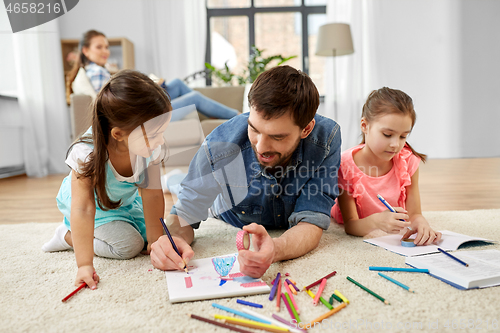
[43,70,172,290]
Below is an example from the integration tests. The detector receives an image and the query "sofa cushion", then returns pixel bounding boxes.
[194,86,245,113]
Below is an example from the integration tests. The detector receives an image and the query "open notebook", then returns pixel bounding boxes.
[165,253,270,303]
[406,249,500,290]
[364,230,495,257]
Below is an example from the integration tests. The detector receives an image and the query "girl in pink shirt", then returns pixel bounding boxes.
[331,87,441,245]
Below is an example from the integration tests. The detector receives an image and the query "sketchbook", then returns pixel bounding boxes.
[165,253,270,303]
[405,249,500,290]
[364,230,495,257]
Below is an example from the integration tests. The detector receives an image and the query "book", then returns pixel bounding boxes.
[165,253,270,303]
[364,230,495,257]
[405,249,500,289]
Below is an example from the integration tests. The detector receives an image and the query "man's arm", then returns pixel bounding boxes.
[273,222,323,261]
[238,222,323,278]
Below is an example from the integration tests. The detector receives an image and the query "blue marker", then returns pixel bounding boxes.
[212,303,270,324]
[237,299,264,308]
[377,194,410,226]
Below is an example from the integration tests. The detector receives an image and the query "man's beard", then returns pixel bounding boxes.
[251,137,300,172]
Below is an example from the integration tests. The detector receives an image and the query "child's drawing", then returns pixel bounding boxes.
[212,255,236,277]
[165,253,270,303]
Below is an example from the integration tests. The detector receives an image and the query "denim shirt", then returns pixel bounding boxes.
[172,112,341,230]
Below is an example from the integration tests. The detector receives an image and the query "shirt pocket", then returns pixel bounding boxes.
[233,204,263,224]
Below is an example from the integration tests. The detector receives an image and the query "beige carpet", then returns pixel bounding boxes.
[1,210,499,333]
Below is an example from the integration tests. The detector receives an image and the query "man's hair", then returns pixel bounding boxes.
[248,65,319,128]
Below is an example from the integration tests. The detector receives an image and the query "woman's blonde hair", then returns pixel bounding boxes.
[361,87,426,162]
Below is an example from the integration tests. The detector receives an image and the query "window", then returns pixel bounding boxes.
[206,0,327,94]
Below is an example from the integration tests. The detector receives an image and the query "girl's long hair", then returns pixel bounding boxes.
[361,87,427,162]
[68,70,172,210]
[65,30,106,102]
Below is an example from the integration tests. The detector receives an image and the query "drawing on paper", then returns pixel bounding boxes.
[165,253,271,303]
[212,255,237,277]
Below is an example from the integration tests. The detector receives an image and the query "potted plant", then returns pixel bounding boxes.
[205,46,296,86]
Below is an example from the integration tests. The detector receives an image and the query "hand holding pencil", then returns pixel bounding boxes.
[150,217,194,272]
[75,265,99,290]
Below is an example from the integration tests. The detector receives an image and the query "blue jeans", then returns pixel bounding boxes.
[163,79,239,122]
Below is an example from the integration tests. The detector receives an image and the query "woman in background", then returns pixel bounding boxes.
[66,29,239,121]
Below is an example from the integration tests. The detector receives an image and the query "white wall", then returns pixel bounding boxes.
[369,0,500,158]
[0,99,23,169]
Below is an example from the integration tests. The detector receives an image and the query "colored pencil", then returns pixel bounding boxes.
[283,280,300,314]
[304,271,337,290]
[329,293,343,304]
[285,292,301,324]
[378,272,415,293]
[286,279,300,293]
[62,282,86,302]
[333,289,349,304]
[243,309,306,333]
[285,279,297,295]
[237,299,263,308]
[269,272,281,301]
[303,303,346,328]
[281,293,295,322]
[438,248,469,267]
[189,314,252,333]
[369,266,429,273]
[212,303,271,324]
[313,278,327,306]
[272,314,308,333]
[159,217,187,273]
[276,278,282,311]
[215,315,288,333]
[346,276,390,305]
[305,289,333,310]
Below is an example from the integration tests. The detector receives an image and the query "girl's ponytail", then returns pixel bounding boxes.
[87,100,121,210]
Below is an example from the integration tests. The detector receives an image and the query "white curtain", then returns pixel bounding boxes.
[144,0,207,85]
[12,20,70,177]
[324,0,377,151]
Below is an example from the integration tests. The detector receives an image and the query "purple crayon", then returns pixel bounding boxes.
[285,279,300,292]
[269,272,281,301]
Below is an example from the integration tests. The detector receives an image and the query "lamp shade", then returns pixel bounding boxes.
[315,23,354,57]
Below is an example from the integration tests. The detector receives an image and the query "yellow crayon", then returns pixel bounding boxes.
[334,289,349,304]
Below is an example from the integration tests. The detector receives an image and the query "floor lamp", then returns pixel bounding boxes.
[315,23,354,120]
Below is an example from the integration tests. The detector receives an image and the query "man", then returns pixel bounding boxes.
[150,65,341,278]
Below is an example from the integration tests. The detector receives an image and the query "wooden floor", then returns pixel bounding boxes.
[0,158,499,224]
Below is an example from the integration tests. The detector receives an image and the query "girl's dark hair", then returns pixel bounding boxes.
[69,70,172,210]
[361,87,427,162]
[248,65,319,129]
[66,30,106,102]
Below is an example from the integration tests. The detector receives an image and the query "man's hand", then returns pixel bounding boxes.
[237,223,275,278]
[150,235,195,271]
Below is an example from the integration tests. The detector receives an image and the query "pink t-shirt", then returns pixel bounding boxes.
[331,144,420,224]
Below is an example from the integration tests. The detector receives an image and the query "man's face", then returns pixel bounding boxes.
[247,107,314,169]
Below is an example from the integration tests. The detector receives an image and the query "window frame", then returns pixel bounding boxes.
[205,0,326,85]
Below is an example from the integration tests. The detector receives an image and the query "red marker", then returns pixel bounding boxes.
[62,283,86,302]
